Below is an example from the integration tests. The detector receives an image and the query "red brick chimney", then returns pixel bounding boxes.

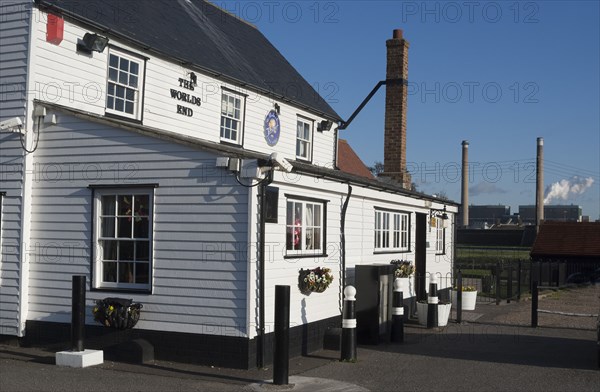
[381,29,411,189]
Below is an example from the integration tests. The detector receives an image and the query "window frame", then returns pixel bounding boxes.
[91,186,155,293]
[295,116,314,162]
[219,89,246,145]
[105,47,145,121]
[435,217,446,255]
[284,195,327,258]
[374,208,411,253]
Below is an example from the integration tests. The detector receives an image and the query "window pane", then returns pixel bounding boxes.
[126,88,135,101]
[119,71,128,85]
[109,68,118,81]
[134,217,149,238]
[136,241,149,261]
[101,195,116,215]
[115,98,124,111]
[101,217,115,237]
[107,96,114,109]
[103,262,117,282]
[119,240,134,260]
[119,262,134,283]
[129,75,138,88]
[125,101,134,114]
[313,228,321,250]
[306,204,313,226]
[117,217,132,238]
[305,228,314,250]
[102,240,117,260]
[135,262,149,284]
[313,205,321,226]
[119,195,133,215]
[109,54,118,68]
[120,58,129,71]
[130,61,139,75]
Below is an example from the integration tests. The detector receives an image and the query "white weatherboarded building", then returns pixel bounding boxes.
[0,0,457,368]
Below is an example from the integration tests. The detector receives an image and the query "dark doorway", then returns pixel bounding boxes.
[415,213,427,301]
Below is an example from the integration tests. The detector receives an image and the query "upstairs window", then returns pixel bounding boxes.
[220,91,244,144]
[106,48,144,120]
[296,117,313,161]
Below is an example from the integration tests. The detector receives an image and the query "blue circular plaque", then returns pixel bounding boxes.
[264,110,280,147]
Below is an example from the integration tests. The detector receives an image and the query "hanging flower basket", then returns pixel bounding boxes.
[92,297,143,330]
[298,267,334,295]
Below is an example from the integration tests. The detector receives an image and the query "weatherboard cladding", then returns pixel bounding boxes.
[0,0,30,337]
[26,113,249,335]
[36,0,341,121]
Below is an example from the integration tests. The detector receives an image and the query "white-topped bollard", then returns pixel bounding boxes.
[341,285,357,362]
[427,274,439,329]
[391,278,404,343]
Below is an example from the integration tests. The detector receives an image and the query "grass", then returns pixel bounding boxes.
[456,246,531,267]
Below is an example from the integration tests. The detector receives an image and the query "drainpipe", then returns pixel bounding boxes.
[257,168,274,368]
[340,184,353,312]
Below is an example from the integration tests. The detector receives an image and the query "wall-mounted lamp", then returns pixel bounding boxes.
[317,120,333,132]
[77,33,109,54]
[430,205,450,229]
[274,103,280,114]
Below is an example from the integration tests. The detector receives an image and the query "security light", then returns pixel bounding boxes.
[77,33,109,54]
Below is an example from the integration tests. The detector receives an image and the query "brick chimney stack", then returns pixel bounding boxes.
[381,29,411,189]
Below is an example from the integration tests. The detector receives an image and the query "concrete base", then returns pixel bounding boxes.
[56,349,104,368]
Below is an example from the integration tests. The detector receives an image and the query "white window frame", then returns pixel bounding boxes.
[105,48,145,120]
[93,188,154,291]
[296,116,313,161]
[220,90,245,144]
[375,209,410,252]
[286,198,325,256]
[435,217,446,255]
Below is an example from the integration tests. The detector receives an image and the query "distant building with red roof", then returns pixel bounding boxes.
[531,221,600,261]
[337,139,375,180]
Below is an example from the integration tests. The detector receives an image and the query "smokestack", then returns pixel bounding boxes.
[536,137,544,230]
[461,140,469,228]
[382,29,411,189]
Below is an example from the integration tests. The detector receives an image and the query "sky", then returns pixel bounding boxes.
[217,0,600,220]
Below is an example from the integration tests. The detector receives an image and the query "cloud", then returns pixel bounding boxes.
[469,182,507,196]
[544,176,594,204]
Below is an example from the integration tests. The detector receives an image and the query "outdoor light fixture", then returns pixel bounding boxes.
[189,72,197,86]
[77,33,109,54]
[317,120,333,132]
[274,103,280,114]
[430,205,450,229]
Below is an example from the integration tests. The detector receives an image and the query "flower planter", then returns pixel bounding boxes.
[450,290,478,311]
[416,301,452,327]
[394,277,415,298]
[93,297,142,330]
[298,267,333,295]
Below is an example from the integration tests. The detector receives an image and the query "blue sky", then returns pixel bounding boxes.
[218,0,600,220]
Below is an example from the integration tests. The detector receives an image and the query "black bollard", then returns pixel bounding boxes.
[71,275,86,352]
[456,271,462,324]
[273,285,290,385]
[391,279,404,343]
[531,281,538,328]
[341,285,357,362]
[427,275,439,329]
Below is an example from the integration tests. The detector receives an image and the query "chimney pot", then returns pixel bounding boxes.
[393,29,403,39]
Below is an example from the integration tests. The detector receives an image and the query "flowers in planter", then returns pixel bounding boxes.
[298,267,334,295]
[391,260,415,278]
[92,297,143,330]
[453,285,477,292]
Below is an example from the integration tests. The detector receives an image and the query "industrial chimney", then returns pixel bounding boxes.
[536,137,544,230]
[381,29,411,189]
[461,140,469,228]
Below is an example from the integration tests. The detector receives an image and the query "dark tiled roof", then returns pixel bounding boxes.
[531,221,600,258]
[37,0,341,121]
[337,139,374,180]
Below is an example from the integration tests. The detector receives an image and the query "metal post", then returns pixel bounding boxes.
[71,275,86,352]
[391,279,404,343]
[341,286,357,362]
[531,281,538,328]
[427,274,439,329]
[495,263,501,306]
[507,265,513,304]
[456,270,462,324]
[517,260,522,302]
[273,285,290,385]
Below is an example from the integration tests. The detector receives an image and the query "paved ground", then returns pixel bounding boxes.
[1,285,598,392]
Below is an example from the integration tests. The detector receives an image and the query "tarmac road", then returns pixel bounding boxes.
[1,286,599,391]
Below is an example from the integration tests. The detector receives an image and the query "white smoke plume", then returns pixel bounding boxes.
[543,176,595,204]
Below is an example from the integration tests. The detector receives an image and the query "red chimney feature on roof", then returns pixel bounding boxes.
[381,29,411,189]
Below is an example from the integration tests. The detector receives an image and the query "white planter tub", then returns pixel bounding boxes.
[416,302,452,327]
[450,290,478,311]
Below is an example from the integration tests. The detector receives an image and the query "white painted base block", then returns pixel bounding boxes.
[56,349,104,368]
